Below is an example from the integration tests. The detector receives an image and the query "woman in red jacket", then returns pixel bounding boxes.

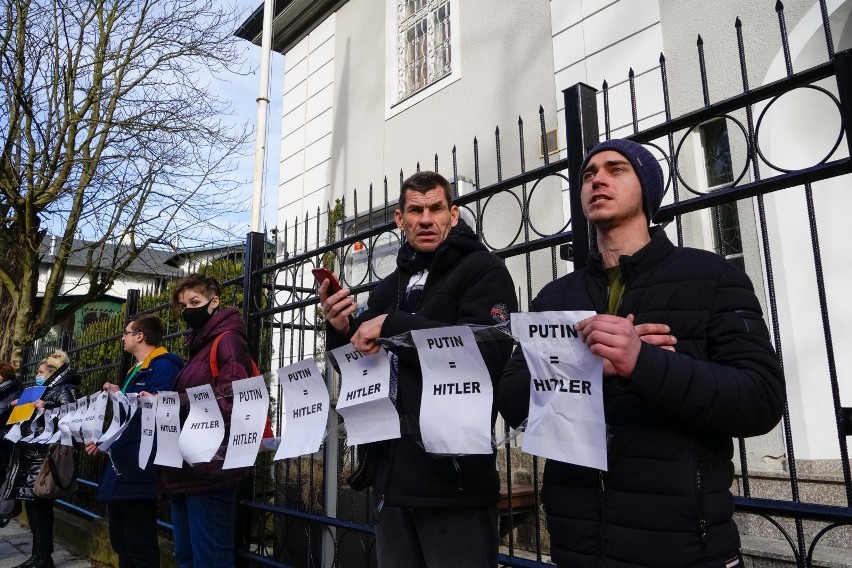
[163,274,253,568]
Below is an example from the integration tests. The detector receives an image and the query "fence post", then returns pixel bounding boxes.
[243,231,266,364]
[563,83,600,269]
[833,49,852,437]
[834,49,852,163]
[238,231,266,568]
[118,289,141,379]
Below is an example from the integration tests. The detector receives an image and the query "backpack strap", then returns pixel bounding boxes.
[209,331,232,384]
[210,331,271,438]
[210,331,260,387]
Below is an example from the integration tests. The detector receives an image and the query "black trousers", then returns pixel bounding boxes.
[107,499,160,568]
[374,503,498,568]
[25,498,54,557]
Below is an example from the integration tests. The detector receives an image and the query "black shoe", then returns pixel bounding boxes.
[14,556,54,568]
[32,556,55,568]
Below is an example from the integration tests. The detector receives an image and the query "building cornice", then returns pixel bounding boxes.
[235,0,349,54]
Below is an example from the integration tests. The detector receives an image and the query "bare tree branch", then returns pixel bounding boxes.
[0,0,252,363]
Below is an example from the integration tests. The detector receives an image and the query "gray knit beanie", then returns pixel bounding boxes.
[581,139,664,225]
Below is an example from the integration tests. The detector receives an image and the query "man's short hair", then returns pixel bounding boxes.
[128,314,165,346]
[399,171,454,212]
[170,273,222,313]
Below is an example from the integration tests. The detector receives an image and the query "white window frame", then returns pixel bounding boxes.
[384,0,462,120]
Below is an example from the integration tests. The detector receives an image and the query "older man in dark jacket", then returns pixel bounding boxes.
[320,171,517,567]
[498,139,784,568]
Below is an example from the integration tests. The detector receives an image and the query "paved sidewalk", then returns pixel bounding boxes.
[0,518,98,568]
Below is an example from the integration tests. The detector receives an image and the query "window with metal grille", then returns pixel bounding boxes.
[397,0,451,101]
[699,119,744,269]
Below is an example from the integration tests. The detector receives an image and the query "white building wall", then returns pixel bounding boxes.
[550,0,667,228]
[278,13,337,252]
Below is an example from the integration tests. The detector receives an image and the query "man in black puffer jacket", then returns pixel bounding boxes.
[320,171,517,567]
[498,139,784,568]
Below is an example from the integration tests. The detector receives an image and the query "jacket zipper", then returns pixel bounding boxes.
[452,457,464,492]
[374,495,385,524]
[696,468,708,552]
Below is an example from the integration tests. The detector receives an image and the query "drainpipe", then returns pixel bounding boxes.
[249,0,275,233]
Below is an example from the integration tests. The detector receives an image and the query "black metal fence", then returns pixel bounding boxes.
[237,3,852,567]
[22,2,852,567]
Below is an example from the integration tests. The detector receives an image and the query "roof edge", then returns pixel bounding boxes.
[235,0,348,54]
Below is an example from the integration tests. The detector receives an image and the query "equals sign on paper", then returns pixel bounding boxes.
[245,415,251,421]
[448,361,457,369]
[303,389,309,396]
[362,370,368,376]
[549,355,559,364]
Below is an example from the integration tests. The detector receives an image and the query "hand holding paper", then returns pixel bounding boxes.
[350,314,388,355]
[576,314,677,377]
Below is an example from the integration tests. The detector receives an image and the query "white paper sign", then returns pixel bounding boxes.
[412,326,494,455]
[19,410,44,443]
[153,391,183,467]
[331,346,400,445]
[48,409,64,444]
[58,402,76,446]
[82,391,109,443]
[98,392,138,452]
[179,384,226,465]
[223,376,269,470]
[32,407,59,444]
[274,359,329,460]
[138,396,158,469]
[97,393,125,445]
[69,397,88,442]
[5,423,22,443]
[512,311,607,470]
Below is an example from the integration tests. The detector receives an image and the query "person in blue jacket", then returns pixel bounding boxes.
[85,314,182,568]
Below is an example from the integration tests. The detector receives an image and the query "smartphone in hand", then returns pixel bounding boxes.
[312,267,342,294]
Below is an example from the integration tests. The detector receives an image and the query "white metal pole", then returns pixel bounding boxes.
[250,0,275,233]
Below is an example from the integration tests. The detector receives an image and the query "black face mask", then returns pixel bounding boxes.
[182,300,215,330]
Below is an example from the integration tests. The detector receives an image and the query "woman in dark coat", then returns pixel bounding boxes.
[0,362,24,527]
[4,351,80,568]
[162,274,253,568]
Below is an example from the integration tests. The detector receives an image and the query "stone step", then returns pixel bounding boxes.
[740,534,852,568]
[733,468,852,551]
